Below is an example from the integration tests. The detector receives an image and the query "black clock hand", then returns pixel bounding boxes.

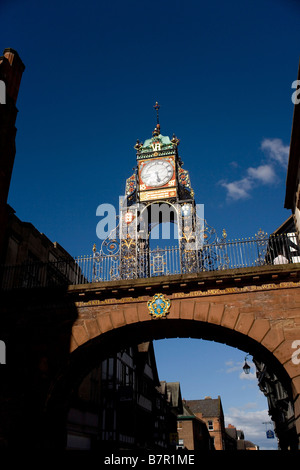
[156,172,161,182]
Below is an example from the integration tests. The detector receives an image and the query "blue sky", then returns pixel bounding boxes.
[2,0,300,450]
[154,339,277,450]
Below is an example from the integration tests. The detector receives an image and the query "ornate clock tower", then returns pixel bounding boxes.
[118,102,201,278]
[93,102,227,281]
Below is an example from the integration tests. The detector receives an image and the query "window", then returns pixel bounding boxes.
[208,420,214,431]
[177,421,182,429]
[177,439,184,450]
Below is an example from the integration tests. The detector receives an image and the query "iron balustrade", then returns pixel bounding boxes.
[0,233,299,290]
[0,257,85,290]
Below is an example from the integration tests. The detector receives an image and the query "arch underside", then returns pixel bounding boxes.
[46,318,293,413]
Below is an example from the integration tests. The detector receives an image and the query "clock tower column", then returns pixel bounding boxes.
[120,102,201,278]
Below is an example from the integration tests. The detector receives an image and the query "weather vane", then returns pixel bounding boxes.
[153,101,160,125]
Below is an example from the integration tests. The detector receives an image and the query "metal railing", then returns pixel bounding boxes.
[1,233,299,290]
[0,258,85,291]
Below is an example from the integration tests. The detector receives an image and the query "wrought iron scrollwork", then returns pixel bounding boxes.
[179,214,229,273]
[92,223,121,281]
[254,229,269,266]
[92,215,231,281]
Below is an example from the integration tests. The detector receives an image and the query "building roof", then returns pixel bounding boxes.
[136,342,160,386]
[237,439,258,450]
[159,381,183,413]
[272,215,295,235]
[186,396,223,418]
[178,402,195,418]
[177,403,211,439]
[226,426,237,440]
[226,424,244,441]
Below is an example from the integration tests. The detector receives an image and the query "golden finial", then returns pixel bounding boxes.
[134,139,143,150]
[171,133,180,146]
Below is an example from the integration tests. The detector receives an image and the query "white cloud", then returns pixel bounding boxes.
[239,370,257,381]
[220,178,252,200]
[225,406,277,450]
[225,360,243,373]
[240,402,259,410]
[220,138,289,201]
[261,138,289,167]
[247,164,276,184]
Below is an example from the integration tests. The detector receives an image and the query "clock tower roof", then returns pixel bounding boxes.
[142,133,172,149]
[134,102,180,154]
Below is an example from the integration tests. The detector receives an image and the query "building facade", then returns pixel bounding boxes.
[187,396,248,450]
[186,397,226,450]
[0,48,25,263]
[66,342,179,451]
[226,424,258,450]
[177,400,256,451]
[1,206,83,289]
[254,358,297,450]
[177,402,214,451]
[0,48,81,289]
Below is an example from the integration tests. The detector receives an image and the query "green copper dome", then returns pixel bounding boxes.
[142,134,172,149]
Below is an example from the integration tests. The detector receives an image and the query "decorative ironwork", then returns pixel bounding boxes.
[0,257,84,290]
[120,235,138,279]
[198,220,229,272]
[1,232,299,290]
[125,174,137,197]
[147,293,171,319]
[91,210,231,281]
[92,222,121,281]
[255,228,269,266]
[150,248,168,276]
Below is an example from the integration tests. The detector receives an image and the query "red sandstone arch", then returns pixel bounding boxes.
[70,287,300,386]
[43,277,300,448]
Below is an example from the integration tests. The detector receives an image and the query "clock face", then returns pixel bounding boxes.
[140,159,174,188]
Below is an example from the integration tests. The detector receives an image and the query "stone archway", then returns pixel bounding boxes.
[70,282,300,388]
[44,265,300,449]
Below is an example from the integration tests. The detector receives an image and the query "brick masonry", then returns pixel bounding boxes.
[68,264,300,442]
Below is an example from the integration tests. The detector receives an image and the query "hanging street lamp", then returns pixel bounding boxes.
[243,355,251,375]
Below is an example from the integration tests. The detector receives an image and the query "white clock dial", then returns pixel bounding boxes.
[141,160,174,187]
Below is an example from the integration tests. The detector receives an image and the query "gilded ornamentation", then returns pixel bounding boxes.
[147,293,171,319]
